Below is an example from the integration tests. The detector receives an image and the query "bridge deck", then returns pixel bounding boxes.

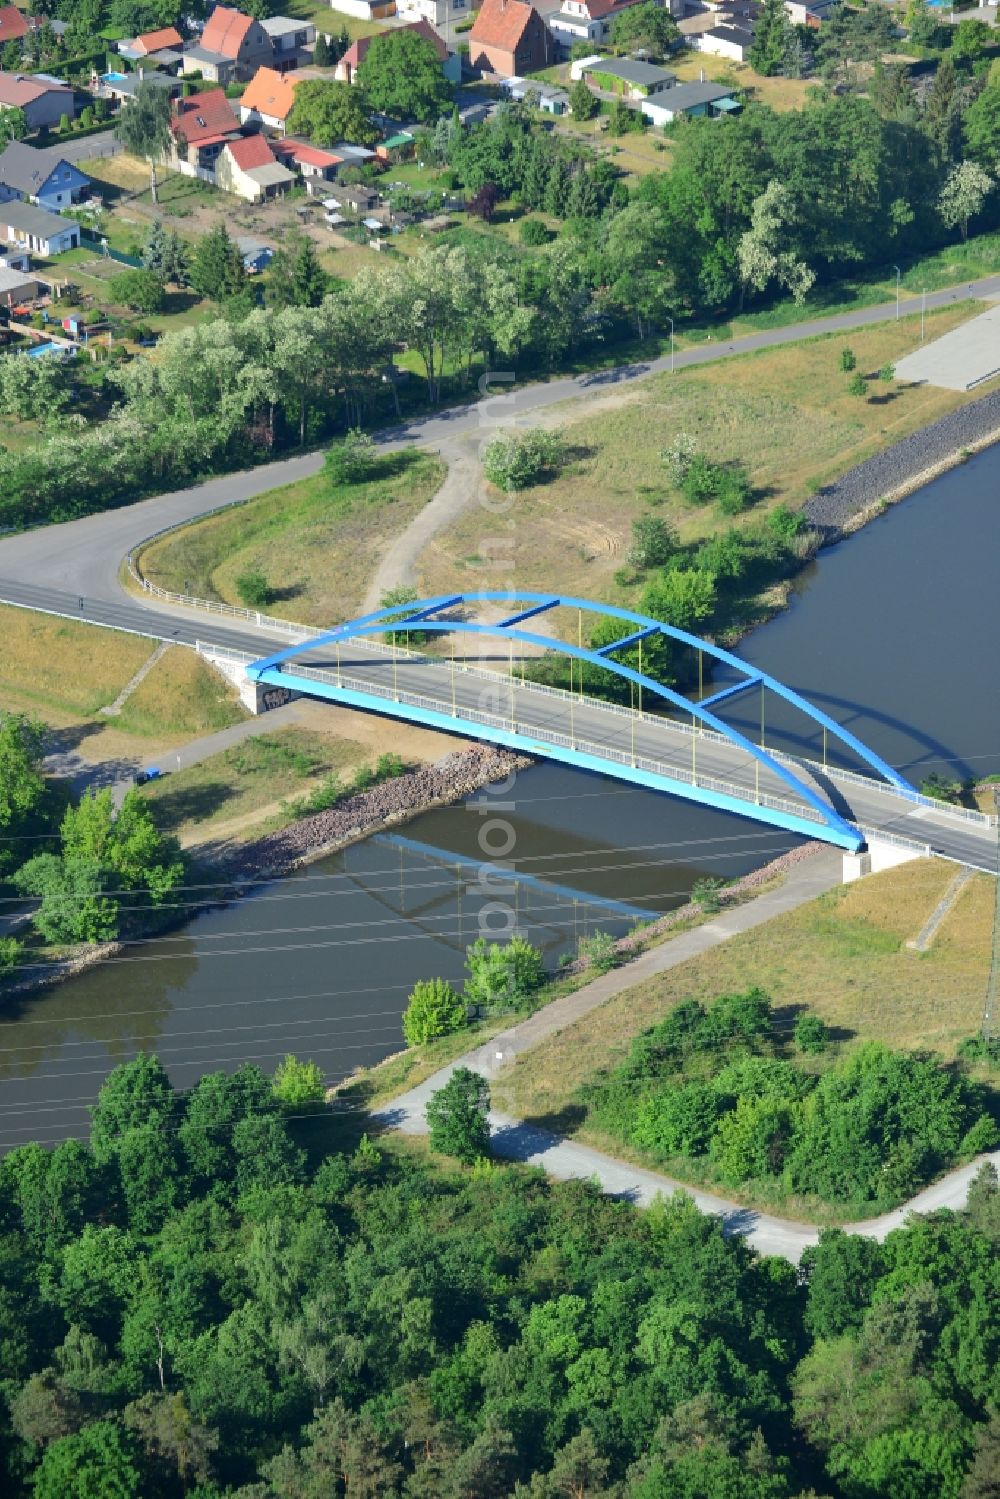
[249,641,999,872]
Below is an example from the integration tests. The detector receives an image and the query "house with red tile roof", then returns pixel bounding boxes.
[238,64,297,132]
[169,87,242,174]
[334,18,457,84]
[0,5,31,45]
[215,129,295,199]
[181,5,273,83]
[272,136,342,192]
[468,0,554,77]
[132,26,184,54]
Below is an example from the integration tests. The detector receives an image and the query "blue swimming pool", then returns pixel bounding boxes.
[26,341,62,357]
[101,71,128,83]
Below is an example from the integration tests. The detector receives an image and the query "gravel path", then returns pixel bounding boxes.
[805,387,1000,536]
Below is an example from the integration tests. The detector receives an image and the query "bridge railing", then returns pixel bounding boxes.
[272,658,833,829]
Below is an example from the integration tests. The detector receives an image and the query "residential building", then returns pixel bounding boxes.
[0,243,30,270]
[0,141,90,209]
[640,77,739,123]
[118,26,186,69]
[468,0,554,77]
[0,71,75,132]
[327,0,397,20]
[100,70,183,105]
[215,132,295,199]
[500,75,569,112]
[395,0,469,27]
[170,87,242,176]
[181,5,274,83]
[783,0,834,24]
[235,235,274,271]
[583,57,675,97]
[335,19,459,83]
[0,264,40,304]
[261,15,316,69]
[0,6,30,45]
[273,135,343,189]
[0,200,79,255]
[239,65,297,132]
[548,0,655,49]
[329,141,376,169]
[695,21,754,59]
[325,180,380,213]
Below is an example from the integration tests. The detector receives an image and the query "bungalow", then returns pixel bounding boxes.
[239,65,297,132]
[695,22,755,59]
[261,15,316,69]
[0,264,40,305]
[181,5,274,84]
[501,75,569,113]
[0,142,90,210]
[783,0,835,24]
[118,26,185,69]
[325,180,380,214]
[335,20,459,84]
[640,78,739,123]
[0,200,79,256]
[468,0,554,78]
[0,71,75,132]
[170,87,242,176]
[273,135,343,189]
[583,57,675,97]
[215,131,295,199]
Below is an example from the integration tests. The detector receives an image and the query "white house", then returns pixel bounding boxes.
[640,77,739,123]
[695,21,754,59]
[395,0,470,27]
[214,132,296,200]
[0,201,79,256]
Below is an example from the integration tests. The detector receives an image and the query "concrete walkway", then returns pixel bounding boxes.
[895,302,1000,391]
[372,846,999,1262]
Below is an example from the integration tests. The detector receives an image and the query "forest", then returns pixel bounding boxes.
[0,1050,997,1498]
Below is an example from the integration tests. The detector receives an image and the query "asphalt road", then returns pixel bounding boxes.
[2,270,999,609]
[263,640,1000,870]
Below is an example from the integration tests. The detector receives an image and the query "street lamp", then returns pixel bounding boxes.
[667,314,674,373]
[893,265,900,321]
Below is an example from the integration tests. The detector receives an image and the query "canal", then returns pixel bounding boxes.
[2,446,998,1144]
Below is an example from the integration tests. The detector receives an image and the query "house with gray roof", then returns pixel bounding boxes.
[641,78,741,124]
[0,200,79,256]
[583,57,676,97]
[0,142,90,211]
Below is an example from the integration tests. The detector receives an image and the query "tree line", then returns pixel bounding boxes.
[0,1048,996,1496]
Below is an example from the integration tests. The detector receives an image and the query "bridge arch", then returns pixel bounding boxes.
[250,591,917,851]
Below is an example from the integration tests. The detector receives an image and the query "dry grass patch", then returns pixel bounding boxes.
[115,647,246,740]
[140,725,386,844]
[140,452,446,627]
[0,605,154,720]
[418,305,981,613]
[494,859,995,1127]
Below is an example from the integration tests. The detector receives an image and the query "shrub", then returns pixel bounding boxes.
[402,978,467,1045]
[0,935,20,977]
[482,428,565,491]
[272,1054,325,1109]
[880,363,895,383]
[795,1013,830,1054]
[325,427,376,484]
[235,568,274,609]
[464,936,545,1013]
[691,877,724,913]
[519,217,551,246]
[847,372,868,398]
[840,347,856,371]
[629,514,678,568]
[426,1067,491,1162]
[660,432,697,486]
[632,1082,721,1157]
[577,930,618,974]
[920,772,963,803]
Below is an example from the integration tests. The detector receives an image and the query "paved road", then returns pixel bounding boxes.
[372,846,1000,1262]
[260,638,1000,870]
[1,271,998,610]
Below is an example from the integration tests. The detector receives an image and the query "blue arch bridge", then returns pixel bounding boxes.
[238,591,998,873]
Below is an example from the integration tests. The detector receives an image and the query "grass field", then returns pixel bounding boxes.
[494,860,998,1140]
[0,605,245,748]
[139,725,378,843]
[417,304,989,615]
[139,450,447,626]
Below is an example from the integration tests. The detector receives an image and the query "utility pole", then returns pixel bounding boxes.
[893,265,900,321]
[921,287,927,342]
[984,788,1000,1043]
